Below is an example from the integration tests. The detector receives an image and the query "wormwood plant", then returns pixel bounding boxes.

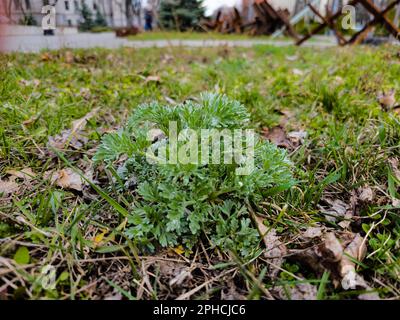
[94,93,294,255]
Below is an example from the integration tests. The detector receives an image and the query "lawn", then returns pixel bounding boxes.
[0,44,399,300]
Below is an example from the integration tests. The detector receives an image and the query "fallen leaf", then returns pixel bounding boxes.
[388,157,400,181]
[262,126,289,148]
[358,186,374,203]
[46,168,84,191]
[169,268,192,287]
[377,90,396,110]
[319,198,348,222]
[254,215,286,278]
[339,234,378,299]
[6,168,36,181]
[0,179,19,196]
[157,260,193,288]
[302,226,323,239]
[392,198,400,207]
[333,76,344,85]
[145,75,161,83]
[20,78,40,87]
[104,293,123,300]
[278,109,295,126]
[285,55,298,61]
[47,107,99,152]
[295,231,377,299]
[71,108,99,134]
[319,232,343,263]
[221,281,246,300]
[41,52,53,61]
[22,115,39,126]
[79,87,91,100]
[65,51,74,64]
[287,130,307,144]
[262,126,306,150]
[339,234,366,278]
[292,68,304,76]
[275,283,317,300]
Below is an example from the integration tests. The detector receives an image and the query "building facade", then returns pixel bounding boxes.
[0,0,144,27]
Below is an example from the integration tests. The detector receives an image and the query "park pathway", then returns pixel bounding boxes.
[0,32,337,53]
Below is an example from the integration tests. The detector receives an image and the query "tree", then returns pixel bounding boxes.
[124,0,142,27]
[79,1,94,31]
[159,0,205,31]
[19,13,37,26]
[94,9,107,27]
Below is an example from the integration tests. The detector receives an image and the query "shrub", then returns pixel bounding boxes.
[159,0,205,31]
[94,93,294,255]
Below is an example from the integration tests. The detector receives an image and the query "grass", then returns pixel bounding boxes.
[0,44,399,300]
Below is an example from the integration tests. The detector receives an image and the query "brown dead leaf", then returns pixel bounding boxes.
[292,68,304,76]
[161,54,174,64]
[6,168,36,181]
[377,90,396,110]
[333,76,344,86]
[262,126,306,150]
[358,186,374,203]
[156,260,192,288]
[79,87,91,100]
[262,126,288,147]
[41,52,53,61]
[145,75,161,83]
[47,107,99,152]
[71,108,99,134]
[254,215,286,278]
[319,232,343,263]
[0,179,19,196]
[287,130,307,144]
[339,234,366,278]
[302,226,324,239]
[388,157,400,181]
[46,168,84,191]
[392,198,400,207]
[275,283,317,300]
[285,55,298,61]
[294,231,377,299]
[221,283,246,300]
[20,78,40,87]
[65,51,74,64]
[339,234,378,298]
[22,115,39,126]
[319,198,349,223]
[278,109,295,127]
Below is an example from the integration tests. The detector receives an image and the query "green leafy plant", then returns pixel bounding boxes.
[159,0,205,31]
[79,2,94,31]
[94,93,294,255]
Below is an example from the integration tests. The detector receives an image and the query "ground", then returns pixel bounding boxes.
[1,31,336,53]
[0,44,399,300]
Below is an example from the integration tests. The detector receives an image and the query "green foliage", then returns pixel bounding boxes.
[19,14,37,26]
[95,93,294,255]
[13,247,30,265]
[79,2,94,31]
[159,0,205,31]
[94,9,107,27]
